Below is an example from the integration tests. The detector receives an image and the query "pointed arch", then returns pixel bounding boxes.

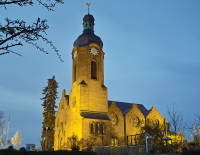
[95,123,99,134]
[91,60,97,79]
[100,124,104,134]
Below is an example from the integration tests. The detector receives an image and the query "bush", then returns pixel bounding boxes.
[7,145,14,150]
[71,145,80,151]
[182,147,200,155]
[19,147,27,151]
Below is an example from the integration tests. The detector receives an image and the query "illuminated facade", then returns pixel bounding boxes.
[54,14,168,150]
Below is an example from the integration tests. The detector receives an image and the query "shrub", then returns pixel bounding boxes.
[19,147,27,151]
[7,145,14,150]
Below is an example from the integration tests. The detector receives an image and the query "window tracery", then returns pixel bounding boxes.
[131,116,140,127]
[90,122,105,134]
[109,113,118,125]
[91,61,97,79]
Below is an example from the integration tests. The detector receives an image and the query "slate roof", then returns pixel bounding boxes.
[64,95,150,117]
[73,14,103,48]
[81,112,110,120]
[108,100,149,116]
[83,14,94,24]
[73,29,103,48]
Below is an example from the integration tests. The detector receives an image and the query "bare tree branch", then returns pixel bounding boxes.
[0,0,63,11]
[167,103,184,135]
[0,0,64,61]
[0,0,28,5]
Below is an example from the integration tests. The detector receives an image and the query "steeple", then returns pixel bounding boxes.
[73,14,103,48]
[70,10,107,115]
[83,14,94,31]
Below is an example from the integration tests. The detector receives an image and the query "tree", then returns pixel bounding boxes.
[0,111,5,135]
[195,113,200,124]
[191,124,200,144]
[167,104,184,135]
[141,124,170,154]
[0,111,6,148]
[41,76,58,151]
[189,113,200,145]
[0,0,63,61]
[167,104,185,152]
[11,129,22,150]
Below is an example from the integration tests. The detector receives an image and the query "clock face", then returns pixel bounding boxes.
[89,46,99,56]
[73,50,77,59]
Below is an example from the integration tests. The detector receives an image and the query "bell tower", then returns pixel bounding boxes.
[69,13,108,114]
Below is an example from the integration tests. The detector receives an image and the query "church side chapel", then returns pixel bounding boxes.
[54,10,168,150]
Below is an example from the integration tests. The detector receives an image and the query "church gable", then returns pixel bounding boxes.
[108,101,124,128]
[125,104,146,136]
[146,106,165,127]
[108,102,124,135]
[57,89,69,114]
[126,104,146,120]
[108,101,124,117]
[55,90,69,150]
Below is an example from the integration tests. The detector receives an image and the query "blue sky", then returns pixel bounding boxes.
[1,0,200,149]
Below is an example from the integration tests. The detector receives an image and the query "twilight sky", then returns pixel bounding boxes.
[1,0,200,149]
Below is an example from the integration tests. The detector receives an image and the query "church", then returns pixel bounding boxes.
[54,13,168,150]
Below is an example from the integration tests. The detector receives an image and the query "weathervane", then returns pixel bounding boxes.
[86,2,91,14]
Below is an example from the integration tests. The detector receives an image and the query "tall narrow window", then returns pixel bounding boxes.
[91,61,97,79]
[95,124,98,134]
[100,124,103,134]
[73,64,76,82]
[90,123,94,134]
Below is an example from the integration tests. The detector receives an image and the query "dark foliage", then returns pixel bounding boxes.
[141,124,168,153]
[7,145,14,150]
[0,0,63,61]
[182,148,200,155]
[71,145,80,151]
[41,76,59,151]
[19,147,27,151]
[0,150,95,155]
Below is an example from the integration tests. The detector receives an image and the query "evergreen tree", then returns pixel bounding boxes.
[41,76,58,151]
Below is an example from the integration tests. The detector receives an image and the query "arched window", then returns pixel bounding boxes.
[100,124,103,134]
[91,61,97,79]
[90,123,94,134]
[95,123,98,134]
[73,64,76,82]
[131,116,140,127]
[111,138,118,146]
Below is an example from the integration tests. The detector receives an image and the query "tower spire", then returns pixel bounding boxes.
[86,2,91,14]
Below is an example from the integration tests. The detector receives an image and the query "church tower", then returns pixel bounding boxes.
[54,13,110,150]
[70,14,108,114]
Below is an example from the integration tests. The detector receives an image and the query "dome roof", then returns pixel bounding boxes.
[73,30,103,48]
[73,14,103,48]
[83,14,94,24]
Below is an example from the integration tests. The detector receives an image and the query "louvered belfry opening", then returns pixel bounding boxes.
[91,61,97,79]
[73,64,76,82]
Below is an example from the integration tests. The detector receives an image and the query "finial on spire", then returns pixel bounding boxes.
[86,2,91,14]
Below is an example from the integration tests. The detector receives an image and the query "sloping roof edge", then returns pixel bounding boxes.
[108,100,148,116]
[81,112,110,120]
